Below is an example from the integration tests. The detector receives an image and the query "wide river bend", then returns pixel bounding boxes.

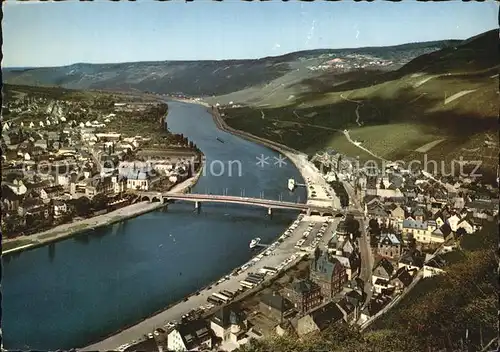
[2,100,306,350]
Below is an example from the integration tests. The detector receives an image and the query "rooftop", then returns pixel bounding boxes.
[309,301,345,330]
[176,319,212,350]
[211,304,246,329]
[379,233,401,246]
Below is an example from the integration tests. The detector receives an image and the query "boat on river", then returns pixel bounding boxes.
[249,237,261,249]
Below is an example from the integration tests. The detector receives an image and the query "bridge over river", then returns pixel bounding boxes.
[135,191,353,217]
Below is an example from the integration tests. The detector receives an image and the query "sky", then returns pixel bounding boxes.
[3,0,498,67]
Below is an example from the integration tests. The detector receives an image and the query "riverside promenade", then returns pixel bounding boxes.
[2,168,203,256]
[81,214,312,351]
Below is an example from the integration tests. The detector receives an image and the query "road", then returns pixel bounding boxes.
[340,93,363,127]
[342,179,373,305]
[263,117,385,163]
[80,216,324,351]
[341,130,387,162]
[141,192,340,214]
[286,152,342,210]
[87,142,103,172]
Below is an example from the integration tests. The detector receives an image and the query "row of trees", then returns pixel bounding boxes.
[239,323,421,352]
[329,181,349,208]
[69,193,129,217]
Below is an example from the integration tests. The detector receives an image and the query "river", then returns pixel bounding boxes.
[1,100,306,350]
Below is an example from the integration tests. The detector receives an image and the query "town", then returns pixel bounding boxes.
[1,86,202,252]
[109,143,498,352]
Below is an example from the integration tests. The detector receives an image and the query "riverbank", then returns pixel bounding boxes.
[209,105,341,208]
[78,102,322,351]
[2,165,204,256]
[81,215,313,351]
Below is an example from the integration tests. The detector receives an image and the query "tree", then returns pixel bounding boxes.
[71,196,92,217]
[368,219,380,233]
[314,246,321,262]
[344,216,360,235]
[455,227,467,240]
[407,235,417,251]
[91,193,109,211]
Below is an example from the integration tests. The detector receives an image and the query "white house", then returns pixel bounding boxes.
[57,174,70,186]
[429,224,453,243]
[330,254,357,281]
[39,189,48,200]
[446,214,461,232]
[456,219,475,234]
[153,162,174,174]
[423,255,446,278]
[402,219,438,243]
[6,179,27,196]
[53,200,68,218]
[126,170,151,191]
[210,306,248,351]
[111,176,126,194]
[95,132,121,141]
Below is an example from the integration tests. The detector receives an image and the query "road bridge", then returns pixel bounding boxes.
[134,191,355,217]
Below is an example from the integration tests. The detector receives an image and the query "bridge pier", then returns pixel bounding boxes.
[267,207,273,219]
[195,201,201,213]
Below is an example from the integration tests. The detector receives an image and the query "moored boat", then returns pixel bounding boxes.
[249,237,261,249]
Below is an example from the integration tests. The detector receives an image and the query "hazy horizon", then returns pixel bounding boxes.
[3,0,498,67]
[2,32,484,69]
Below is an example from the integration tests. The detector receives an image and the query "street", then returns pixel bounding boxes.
[342,179,373,305]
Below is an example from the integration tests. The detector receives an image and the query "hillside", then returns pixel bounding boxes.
[220,29,499,178]
[3,40,456,98]
[3,31,497,178]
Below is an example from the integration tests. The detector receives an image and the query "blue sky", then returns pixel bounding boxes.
[3,0,498,67]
